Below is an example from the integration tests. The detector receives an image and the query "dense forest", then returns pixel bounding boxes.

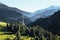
[5,22,58,40]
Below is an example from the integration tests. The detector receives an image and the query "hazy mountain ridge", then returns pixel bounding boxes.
[0,3,33,24]
[31,6,60,21]
[29,10,60,35]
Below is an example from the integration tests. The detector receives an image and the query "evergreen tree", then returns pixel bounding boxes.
[15,22,21,40]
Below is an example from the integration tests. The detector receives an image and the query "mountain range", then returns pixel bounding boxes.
[0,3,60,35]
[0,3,60,21]
[31,6,60,21]
[29,10,60,35]
[0,3,33,24]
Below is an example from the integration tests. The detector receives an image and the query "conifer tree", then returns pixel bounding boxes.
[15,22,21,40]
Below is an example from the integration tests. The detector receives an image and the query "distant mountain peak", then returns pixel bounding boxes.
[46,6,60,10]
[0,3,33,24]
[31,6,60,21]
[0,3,7,6]
[0,3,9,9]
[0,3,4,5]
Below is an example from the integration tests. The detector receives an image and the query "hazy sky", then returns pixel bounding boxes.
[0,0,60,12]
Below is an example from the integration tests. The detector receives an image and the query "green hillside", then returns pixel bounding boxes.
[0,22,60,40]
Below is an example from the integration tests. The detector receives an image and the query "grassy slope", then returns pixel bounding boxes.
[0,22,34,40]
[0,22,60,40]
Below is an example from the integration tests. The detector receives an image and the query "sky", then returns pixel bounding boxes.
[0,0,60,12]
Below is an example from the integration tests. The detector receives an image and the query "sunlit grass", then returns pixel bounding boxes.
[0,22,7,27]
[0,22,34,40]
[0,31,34,40]
[57,36,60,40]
[0,34,34,40]
[0,35,15,40]
[0,32,33,40]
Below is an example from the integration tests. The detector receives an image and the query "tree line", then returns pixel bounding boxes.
[6,23,58,40]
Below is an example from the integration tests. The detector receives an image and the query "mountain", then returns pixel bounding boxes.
[31,6,60,21]
[0,3,33,24]
[29,10,60,35]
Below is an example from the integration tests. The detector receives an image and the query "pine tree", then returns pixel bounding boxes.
[15,22,21,40]
[50,32,52,40]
